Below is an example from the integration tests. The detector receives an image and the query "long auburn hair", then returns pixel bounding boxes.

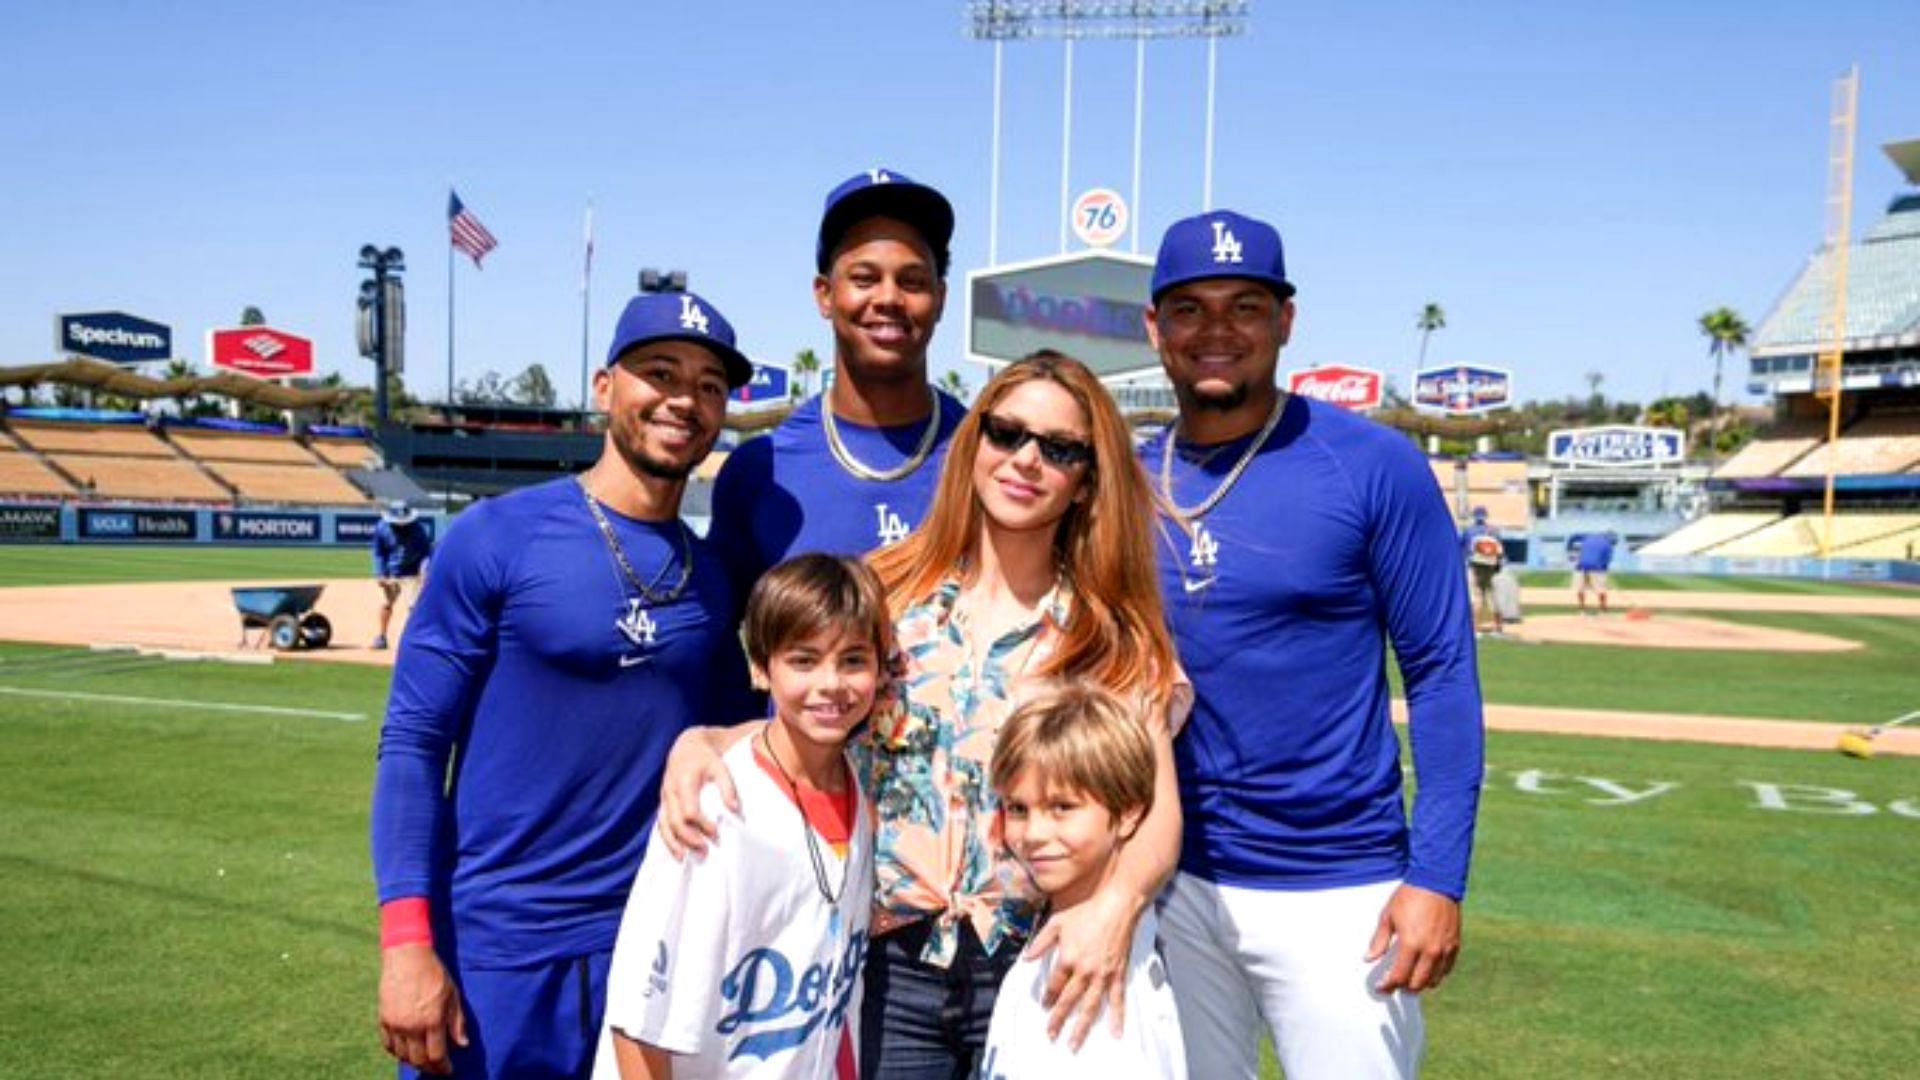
[869,351,1179,709]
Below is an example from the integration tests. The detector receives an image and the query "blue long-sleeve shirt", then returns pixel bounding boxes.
[707,393,967,612]
[1143,395,1485,900]
[369,478,747,967]
[371,518,433,578]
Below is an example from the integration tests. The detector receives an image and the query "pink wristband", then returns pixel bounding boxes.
[380,897,434,949]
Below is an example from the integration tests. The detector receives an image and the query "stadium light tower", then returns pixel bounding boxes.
[357,245,406,423]
[965,2,1250,258]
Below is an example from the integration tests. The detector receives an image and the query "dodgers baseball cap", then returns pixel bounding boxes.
[1150,209,1296,303]
[816,167,955,278]
[606,290,754,389]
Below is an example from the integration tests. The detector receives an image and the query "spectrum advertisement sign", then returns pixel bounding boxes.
[1548,425,1685,467]
[57,311,173,365]
[208,326,315,378]
[1286,365,1384,412]
[1414,364,1513,416]
[967,251,1156,378]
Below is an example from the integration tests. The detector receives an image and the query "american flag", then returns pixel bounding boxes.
[448,190,498,267]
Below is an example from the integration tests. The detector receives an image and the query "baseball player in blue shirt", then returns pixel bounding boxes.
[371,500,433,650]
[706,168,968,607]
[370,290,755,1079]
[1141,210,1486,1079]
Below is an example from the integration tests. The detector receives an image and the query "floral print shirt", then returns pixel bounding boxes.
[856,574,1071,967]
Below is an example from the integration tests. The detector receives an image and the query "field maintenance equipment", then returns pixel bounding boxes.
[230,585,332,651]
[1837,709,1920,759]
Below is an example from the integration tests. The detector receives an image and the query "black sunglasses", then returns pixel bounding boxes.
[979,413,1095,468]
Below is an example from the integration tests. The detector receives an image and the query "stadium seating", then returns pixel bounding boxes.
[203,461,369,505]
[1709,515,1821,556]
[1715,418,1825,479]
[47,453,230,502]
[9,421,173,457]
[1782,413,1920,478]
[1833,521,1920,559]
[0,444,78,497]
[167,428,316,465]
[309,438,376,469]
[1638,512,1781,556]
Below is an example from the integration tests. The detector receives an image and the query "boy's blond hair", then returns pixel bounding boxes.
[742,553,892,670]
[990,683,1155,822]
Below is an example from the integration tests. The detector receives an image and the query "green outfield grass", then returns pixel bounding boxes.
[1518,571,1917,596]
[0,545,372,587]
[1449,610,1920,724]
[1,640,1916,1077]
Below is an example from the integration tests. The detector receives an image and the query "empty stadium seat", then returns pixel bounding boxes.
[0,445,79,497]
[1715,418,1825,479]
[1638,513,1780,556]
[10,422,173,457]
[204,461,369,505]
[48,453,229,502]
[309,438,375,469]
[1783,413,1920,478]
[167,428,317,465]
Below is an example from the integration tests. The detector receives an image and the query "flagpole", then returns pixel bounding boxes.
[446,201,456,413]
[580,198,593,413]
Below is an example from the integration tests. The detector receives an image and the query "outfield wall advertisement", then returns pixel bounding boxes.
[1,503,441,546]
[0,505,61,541]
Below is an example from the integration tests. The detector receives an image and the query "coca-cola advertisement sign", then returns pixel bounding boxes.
[207,326,314,378]
[1287,365,1383,412]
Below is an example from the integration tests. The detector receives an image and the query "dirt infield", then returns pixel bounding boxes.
[1,579,1914,756]
[1520,586,1920,617]
[0,577,412,662]
[1393,701,1920,757]
[1507,613,1862,652]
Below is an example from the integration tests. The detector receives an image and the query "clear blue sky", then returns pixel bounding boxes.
[3,1,1915,409]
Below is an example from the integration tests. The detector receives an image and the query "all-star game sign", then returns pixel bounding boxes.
[1414,364,1514,415]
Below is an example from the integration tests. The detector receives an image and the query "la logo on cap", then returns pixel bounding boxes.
[1210,220,1244,265]
[867,168,893,184]
[678,295,710,335]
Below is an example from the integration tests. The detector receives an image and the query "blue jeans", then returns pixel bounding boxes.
[860,919,1022,1080]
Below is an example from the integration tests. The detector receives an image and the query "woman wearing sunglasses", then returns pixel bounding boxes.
[653,350,1186,1079]
[855,350,1187,1078]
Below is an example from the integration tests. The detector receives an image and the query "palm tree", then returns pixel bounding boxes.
[792,348,821,399]
[1698,307,1750,476]
[937,369,970,404]
[1414,303,1446,405]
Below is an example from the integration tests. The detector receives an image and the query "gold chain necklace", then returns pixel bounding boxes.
[1157,397,1286,522]
[576,475,693,605]
[821,387,942,483]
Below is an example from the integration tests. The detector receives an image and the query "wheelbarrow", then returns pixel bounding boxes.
[231,585,332,651]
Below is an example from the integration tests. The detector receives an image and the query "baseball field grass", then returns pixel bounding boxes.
[0,544,369,587]
[1456,610,1920,724]
[2,555,1917,1077]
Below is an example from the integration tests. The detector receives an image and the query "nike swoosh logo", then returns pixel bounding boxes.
[1183,577,1216,594]
[620,654,649,668]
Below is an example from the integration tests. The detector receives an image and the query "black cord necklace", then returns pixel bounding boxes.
[758,727,848,910]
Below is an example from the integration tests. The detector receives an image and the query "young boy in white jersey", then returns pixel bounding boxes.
[979,685,1187,1080]
[596,554,886,1080]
